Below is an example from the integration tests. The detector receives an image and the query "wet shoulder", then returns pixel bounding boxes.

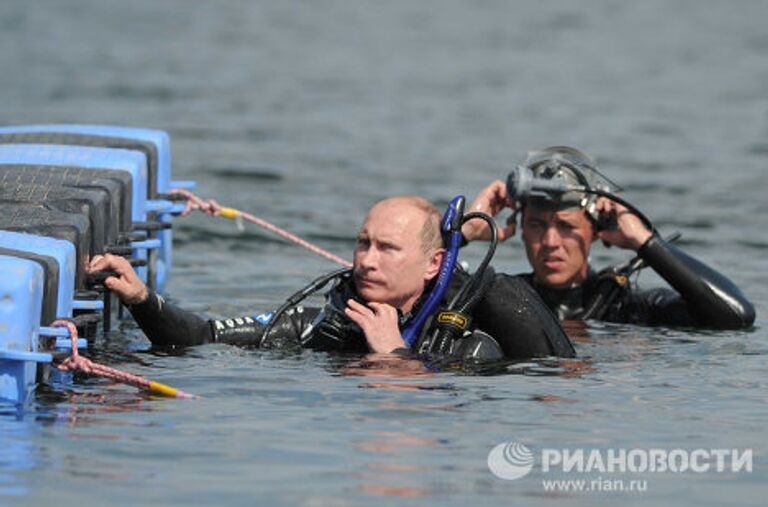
[473,272,575,358]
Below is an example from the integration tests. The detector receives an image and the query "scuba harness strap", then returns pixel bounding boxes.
[581,232,682,320]
[402,197,502,356]
[419,266,497,356]
[415,210,501,356]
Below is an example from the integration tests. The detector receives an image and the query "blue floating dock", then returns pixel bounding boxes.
[0,125,191,292]
[0,124,194,403]
[0,256,53,404]
[0,231,77,319]
[0,144,152,284]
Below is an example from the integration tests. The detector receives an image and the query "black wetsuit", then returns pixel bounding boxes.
[128,271,575,359]
[522,235,756,329]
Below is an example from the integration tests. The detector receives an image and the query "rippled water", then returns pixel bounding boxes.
[2,0,767,505]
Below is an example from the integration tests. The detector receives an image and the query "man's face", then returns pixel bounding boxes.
[521,205,594,289]
[353,202,440,313]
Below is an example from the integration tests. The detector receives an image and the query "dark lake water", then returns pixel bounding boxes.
[2,0,767,505]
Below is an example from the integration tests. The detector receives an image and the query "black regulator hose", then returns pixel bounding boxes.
[422,211,499,355]
[585,188,656,234]
[447,211,498,310]
[259,268,350,346]
[424,270,497,356]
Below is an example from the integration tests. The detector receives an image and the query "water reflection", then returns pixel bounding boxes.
[356,431,440,499]
[0,403,34,498]
[0,387,176,494]
[339,352,596,499]
[340,351,595,381]
[529,394,577,403]
[561,319,592,342]
[33,386,162,429]
[342,353,438,379]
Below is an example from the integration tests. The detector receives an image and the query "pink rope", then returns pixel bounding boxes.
[52,320,197,399]
[169,188,352,269]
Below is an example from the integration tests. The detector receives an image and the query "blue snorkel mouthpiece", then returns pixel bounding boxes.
[401,195,465,348]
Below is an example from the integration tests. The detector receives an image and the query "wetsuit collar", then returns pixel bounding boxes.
[397,281,436,329]
[526,269,600,320]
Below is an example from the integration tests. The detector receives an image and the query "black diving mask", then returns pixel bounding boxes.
[507,146,622,222]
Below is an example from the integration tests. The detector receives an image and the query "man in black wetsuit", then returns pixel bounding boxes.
[90,195,574,359]
[462,147,755,329]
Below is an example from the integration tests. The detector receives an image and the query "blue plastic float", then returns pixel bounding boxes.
[0,125,192,403]
[0,124,194,291]
[0,144,153,284]
[0,256,52,403]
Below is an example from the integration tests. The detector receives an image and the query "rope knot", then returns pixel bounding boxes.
[50,319,95,373]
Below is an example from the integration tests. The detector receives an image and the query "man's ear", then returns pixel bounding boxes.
[424,248,445,281]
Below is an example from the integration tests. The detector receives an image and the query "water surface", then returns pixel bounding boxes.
[1,1,766,505]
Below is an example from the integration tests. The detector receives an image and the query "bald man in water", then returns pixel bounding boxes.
[91,196,573,359]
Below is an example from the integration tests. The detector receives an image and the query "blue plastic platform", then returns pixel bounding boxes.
[0,124,172,194]
[0,256,52,403]
[0,144,165,287]
[0,144,147,221]
[0,231,76,319]
[0,124,192,403]
[0,125,192,291]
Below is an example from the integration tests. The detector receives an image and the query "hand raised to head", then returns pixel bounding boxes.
[461,180,517,243]
[595,198,652,251]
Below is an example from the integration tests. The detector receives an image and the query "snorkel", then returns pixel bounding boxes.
[404,195,501,354]
[401,195,465,347]
[419,208,498,356]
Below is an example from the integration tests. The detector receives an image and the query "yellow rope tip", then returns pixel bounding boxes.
[148,381,180,398]
[219,207,240,220]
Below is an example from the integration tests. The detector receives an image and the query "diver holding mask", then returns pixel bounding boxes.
[462,146,755,329]
[89,195,575,361]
